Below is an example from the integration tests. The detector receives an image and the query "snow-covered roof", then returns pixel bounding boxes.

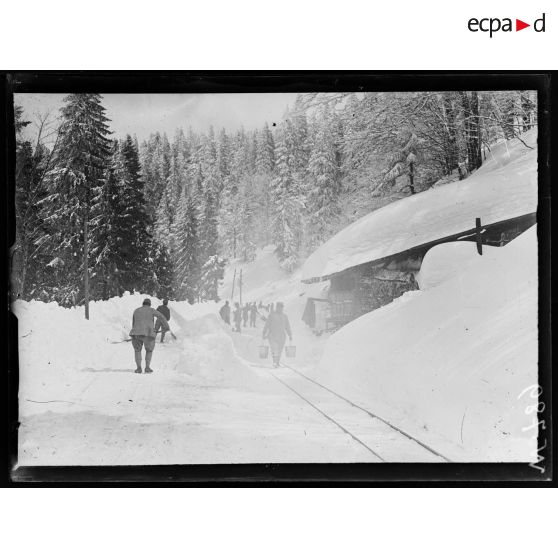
[302,129,538,282]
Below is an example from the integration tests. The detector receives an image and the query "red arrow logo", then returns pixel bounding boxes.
[516,19,530,31]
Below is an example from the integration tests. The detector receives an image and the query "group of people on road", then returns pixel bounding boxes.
[129,294,293,374]
[220,299,293,368]
[219,301,261,332]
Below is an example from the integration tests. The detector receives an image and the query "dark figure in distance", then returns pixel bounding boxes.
[130,298,169,374]
[233,302,242,333]
[249,302,258,327]
[220,300,231,325]
[155,298,171,342]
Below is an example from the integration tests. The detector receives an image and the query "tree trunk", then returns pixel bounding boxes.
[520,91,533,131]
[83,214,90,320]
[459,91,482,174]
[21,241,28,298]
[470,92,482,171]
[443,93,458,174]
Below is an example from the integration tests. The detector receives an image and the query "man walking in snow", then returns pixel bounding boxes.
[242,303,249,327]
[130,298,169,374]
[220,300,231,325]
[154,298,171,343]
[262,302,292,368]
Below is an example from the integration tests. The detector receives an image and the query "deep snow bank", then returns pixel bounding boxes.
[415,241,499,290]
[302,128,538,281]
[175,313,273,391]
[311,226,538,462]
[13,292,273,412]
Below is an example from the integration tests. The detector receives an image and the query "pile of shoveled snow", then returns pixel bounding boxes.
[175,314,273,391]
[311,226,538,462]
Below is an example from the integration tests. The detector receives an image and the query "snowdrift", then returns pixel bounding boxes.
[174,313,274,391]
[415,241,499,290]
[13,292,273,418]
[302,128,538,281]
[311,226,538,462]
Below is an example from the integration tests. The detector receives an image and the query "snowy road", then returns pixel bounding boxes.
[17,322,446,465]
[18,337,377,465]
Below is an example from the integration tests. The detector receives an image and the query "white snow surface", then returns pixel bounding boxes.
[13,258,339,465]
[415,241,499,290]
[302,128,538,281]
[310,226,538,461]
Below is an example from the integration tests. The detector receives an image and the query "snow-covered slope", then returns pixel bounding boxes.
[310,226,538,462]
[415,241,499,290]
[302,128,538,281]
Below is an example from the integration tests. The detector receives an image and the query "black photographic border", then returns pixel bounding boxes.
[2,71,554,486]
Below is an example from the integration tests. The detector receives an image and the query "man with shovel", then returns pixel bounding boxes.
[155,298,171,343]
[130,298,170,374]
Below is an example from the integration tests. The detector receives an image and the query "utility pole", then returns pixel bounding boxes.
[239,268,243,307]
[475,217,483,255]
[231,268,236,300]
[83,213,90,319]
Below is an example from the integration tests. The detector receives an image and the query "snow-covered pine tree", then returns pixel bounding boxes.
[218,179,240,259]
[199,176,220,261]
[270,123,305,271]
[255,122,275,174]
[292,95,310,173]
[90,136,153,298]
[148,241,174,299]
[119,135,153,292]
[139,132,172,224]
[381,132,420,194]
[306,115,341,249]
[37,94,112,317]
[153,146,188,258]
[173,191,201,303]
[198,254,227,302]
[237,177,257,262]
[13,110,52,300]
[89,140,122,299]
[253,123,276,246]
[195,127,224,265]
[217,128,231,180]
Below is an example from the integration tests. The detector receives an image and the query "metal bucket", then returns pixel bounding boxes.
[259,345,269,359]
[285,345,296,358]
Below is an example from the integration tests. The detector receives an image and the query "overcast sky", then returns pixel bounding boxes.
[15,92,300,143]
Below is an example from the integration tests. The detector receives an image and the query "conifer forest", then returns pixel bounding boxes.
[12,91,537,317]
